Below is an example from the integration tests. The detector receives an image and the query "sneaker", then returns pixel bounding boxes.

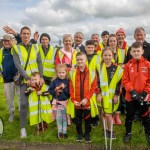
[63,134,68,139]
[103,130,110,139]
[20,128,27,138]
[8,112,14,122]
[85,134,91,143]
[123,133,132,143]
[146,135,150,145]
[108,131,116,140]
[76,134,83,142]
[57,133,64,139]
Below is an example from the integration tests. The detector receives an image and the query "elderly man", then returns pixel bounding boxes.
[126,27,150,62]
[13,26,44,138]
[73,32,85,53]
[0,35,20,122]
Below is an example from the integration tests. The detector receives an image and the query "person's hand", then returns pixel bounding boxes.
[3,26,18,36]
[81,98,88,106]
[74,101,81,106]
[113,95,118,104]
[60,83,65,89]
[39,78,45,86]
[36,90,42,96]
[120,64,125,69]
[97,93,102,103]
[33,31,39,42]
[27,79,31,86]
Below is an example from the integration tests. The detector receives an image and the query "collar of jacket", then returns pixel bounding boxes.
[130,56,145,63]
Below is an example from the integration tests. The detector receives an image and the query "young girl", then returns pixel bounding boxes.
[107,34,126,125]
[25,72,53,133]
[48,64,70,139]
[97,47,123,139]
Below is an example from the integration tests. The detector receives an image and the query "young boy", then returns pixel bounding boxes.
[69,52,98,143]
[122,42,150,144]
[85,40,101,126]
[99,31,109,50]
[25,72,53,133]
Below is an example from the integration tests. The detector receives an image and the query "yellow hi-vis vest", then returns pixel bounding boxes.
[99,42,105,51]
[97,63,123,113]
[112,48,126,64]
[57,50,77,68]
[86,55,101,70]
[13,44,39,82]
[67,69,99,118]
[39,45,56,78]
[28,84,53,125]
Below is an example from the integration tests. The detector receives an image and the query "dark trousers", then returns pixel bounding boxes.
[75,109,91,136]
[125,100,150,136]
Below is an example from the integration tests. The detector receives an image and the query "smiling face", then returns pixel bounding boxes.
[134,29,146,44]
[101,35,109,45]
[85,44,95,55]
[2,39,13,49]
[102,49,113,64]
[130,47,143,60]
[116,32,125,43]
[76,54,87,68]
[56,68,67,79]
[91,34,100,47]
[74,33,83,45]
[63,35,73,50]
[108,36,117,49]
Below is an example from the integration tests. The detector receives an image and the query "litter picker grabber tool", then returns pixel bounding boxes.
[101,98,108,150]
[37,95,44,134]
[109,98,115,150]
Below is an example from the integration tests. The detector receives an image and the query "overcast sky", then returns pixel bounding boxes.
[1,0,150,45]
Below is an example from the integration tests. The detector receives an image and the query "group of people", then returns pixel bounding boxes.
[1,26,150,145]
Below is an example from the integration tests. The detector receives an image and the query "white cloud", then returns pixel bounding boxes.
[1,0,150,45]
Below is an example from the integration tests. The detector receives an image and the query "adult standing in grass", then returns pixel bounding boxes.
[0,35,20,122]
[13,26,44,138]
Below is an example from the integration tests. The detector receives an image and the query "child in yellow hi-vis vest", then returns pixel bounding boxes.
[25,72,53,134]
[97,47,123,139]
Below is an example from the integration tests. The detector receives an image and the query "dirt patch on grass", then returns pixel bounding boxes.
[0,141,149,150]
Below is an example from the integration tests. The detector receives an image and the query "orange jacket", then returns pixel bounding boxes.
[69,66,97,109]
[122,57,150,101]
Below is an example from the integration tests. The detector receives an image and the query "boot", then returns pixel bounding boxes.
[115,112,122,125]
[123,133,132,143]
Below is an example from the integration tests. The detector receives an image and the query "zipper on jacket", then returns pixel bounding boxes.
[136,60,139,72]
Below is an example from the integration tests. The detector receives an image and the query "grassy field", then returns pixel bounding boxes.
[0,84,149,150]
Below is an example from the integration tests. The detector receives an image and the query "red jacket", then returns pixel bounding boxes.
[69,66,97,109]
[122,57,150,101]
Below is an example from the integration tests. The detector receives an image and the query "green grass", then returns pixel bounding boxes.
[0,84,149,149]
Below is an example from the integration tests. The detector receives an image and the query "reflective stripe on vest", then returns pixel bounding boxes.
[13,44,39,81]
[117,48,125,64]
[86,55,101,70]
[99,42,105,50]
[58,50,77,67]
[97,63,123,113]
[39,45,56,77]
[68,68,98,118]
[28,84,53,125]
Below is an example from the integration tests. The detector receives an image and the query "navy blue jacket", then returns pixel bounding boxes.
[48,78,70,101]
[1,48,18,83]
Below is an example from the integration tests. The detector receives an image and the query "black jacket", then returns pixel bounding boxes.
[125,41,150,63]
